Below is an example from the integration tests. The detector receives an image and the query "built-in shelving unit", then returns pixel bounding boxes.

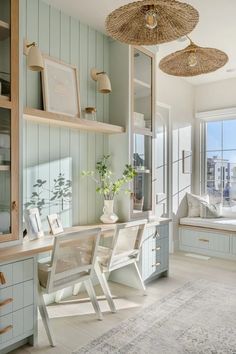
[134,126,153,136]
[0,94,10,101]
[0,165,10,171]
[23,107,125,134]
[134,78,151,98]
[0,20,10,41]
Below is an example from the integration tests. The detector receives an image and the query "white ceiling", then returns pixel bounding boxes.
[45,0,236,85]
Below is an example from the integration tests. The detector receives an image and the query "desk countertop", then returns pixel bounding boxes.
[0,218,171,263]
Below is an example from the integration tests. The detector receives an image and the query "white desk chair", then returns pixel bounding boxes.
[38,228,102,347]
[94,220,147,313]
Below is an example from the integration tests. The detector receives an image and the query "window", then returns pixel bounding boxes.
[204,119,236,209]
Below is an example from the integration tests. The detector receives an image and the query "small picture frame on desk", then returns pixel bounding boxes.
[47,214,64,235]
[24,208,44,240]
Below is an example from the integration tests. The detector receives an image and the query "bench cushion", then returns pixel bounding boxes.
[179,217,236,232]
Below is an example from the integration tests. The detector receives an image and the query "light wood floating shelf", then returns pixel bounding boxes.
[0,20,10,41]
[0,165,10,171]
[23,108,125,134]
[134,126,153,136]
[0,94,10,101]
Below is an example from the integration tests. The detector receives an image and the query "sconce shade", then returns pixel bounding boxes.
[98,73,112,94]
[91,68,112,94]
[27,44,44,71]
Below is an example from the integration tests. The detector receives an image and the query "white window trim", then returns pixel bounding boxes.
[196,107,236,122]
[196,107,236,214]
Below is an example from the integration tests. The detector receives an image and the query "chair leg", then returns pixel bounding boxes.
[38,283,56,347]
[55,289,64,303]
[94,261,116,313]
[73,282,82,296]
[84,279,103,321]
[133,262,146,295]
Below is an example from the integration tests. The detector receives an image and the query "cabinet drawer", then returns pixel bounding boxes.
[180,229,230,253]
[0,264,12,289]
[0,259,34,289]
[0,280,34,317]
[0,306,34,346]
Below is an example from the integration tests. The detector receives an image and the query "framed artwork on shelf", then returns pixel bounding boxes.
[47,213,64,235]
[41,55,81,117]
[182,150,192,174]
[24,208,44,240]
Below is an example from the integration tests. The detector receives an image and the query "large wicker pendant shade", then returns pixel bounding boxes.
[159,39,229,77]
[105,0,199,46]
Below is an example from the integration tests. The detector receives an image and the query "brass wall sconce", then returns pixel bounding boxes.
[24,40,44,72]
[90,68,112,94]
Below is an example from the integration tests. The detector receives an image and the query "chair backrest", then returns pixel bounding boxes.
[107,220,147,270]
[46,228,101,293]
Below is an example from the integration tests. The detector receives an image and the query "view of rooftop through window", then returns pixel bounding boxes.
[206,119,236,209]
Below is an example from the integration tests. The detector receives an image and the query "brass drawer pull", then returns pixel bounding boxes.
[0,325,13,335]
[0,298,13,307]
[152,247,161,251]
[152,262,161,267]
[198,238,210,243]
[0,272,6,285]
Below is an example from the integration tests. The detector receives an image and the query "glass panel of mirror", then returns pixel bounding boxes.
[0,0,11,100]
[133,134,152,213]
[0,108,11,235]
[133,48,152,132]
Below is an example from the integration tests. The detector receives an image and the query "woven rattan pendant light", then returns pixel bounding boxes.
[159,38,229,77]
[105,0,199,46]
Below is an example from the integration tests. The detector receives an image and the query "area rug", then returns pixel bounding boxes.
[73,279,236,354]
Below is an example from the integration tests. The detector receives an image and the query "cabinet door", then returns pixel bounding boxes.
[140,231,156,281]
[0,0,19,243]
[131,46,155,217]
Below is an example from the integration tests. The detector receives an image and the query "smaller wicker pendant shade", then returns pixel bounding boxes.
[105,0,199,46]
[159,40,229,77]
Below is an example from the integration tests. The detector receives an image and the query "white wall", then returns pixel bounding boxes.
[156,64,195,249]
[195,78,236,112]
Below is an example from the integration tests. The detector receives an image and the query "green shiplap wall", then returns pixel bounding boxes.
[21,0,109,227]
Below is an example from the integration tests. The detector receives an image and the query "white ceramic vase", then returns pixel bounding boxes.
[100,200,118,224]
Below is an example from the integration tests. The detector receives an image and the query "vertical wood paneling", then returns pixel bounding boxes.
[49,6,60,58]
[38,1,50,54]
[22,0,110,226]
[60,12,70,62]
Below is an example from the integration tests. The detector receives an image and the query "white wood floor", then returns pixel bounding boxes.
[12,253,236,354]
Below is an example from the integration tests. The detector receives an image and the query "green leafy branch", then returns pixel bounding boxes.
[82,155,137,200]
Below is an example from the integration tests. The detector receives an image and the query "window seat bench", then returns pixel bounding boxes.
[179,217,236,260]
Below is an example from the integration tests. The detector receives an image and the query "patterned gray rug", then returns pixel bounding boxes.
[73,280,236,354]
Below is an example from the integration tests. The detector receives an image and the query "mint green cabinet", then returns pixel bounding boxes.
[0,257,36,353]
[139,223,169,282]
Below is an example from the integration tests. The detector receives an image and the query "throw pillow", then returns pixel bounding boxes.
[186,193,209,217]
[200,202,222,219]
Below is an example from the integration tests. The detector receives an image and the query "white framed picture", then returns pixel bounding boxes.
[24,208,44,240]
[47,214,64,235]
[42,55,81,117]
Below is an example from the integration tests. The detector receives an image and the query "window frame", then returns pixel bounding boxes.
[197,107,236,209]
